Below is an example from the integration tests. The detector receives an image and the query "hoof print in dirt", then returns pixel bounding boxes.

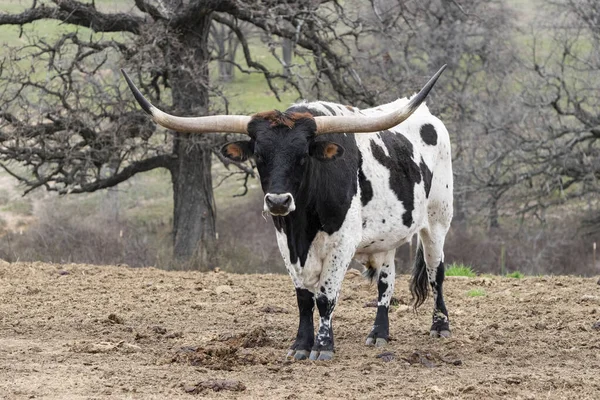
[376,351,396,362]
[106,313,124,325]
[402,350,462,368]
[260,305,289,314]
[592,321,600,330]
[71,341,141,354]
[183,379,246,394]
[152,325,167,335]
[364,299,378,308]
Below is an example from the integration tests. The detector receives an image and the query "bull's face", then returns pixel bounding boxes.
[221,111,344,216]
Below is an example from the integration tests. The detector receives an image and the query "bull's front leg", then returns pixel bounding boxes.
[309,250,353,361]
[287,288,315,360]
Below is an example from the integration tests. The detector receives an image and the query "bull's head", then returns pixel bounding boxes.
[121,66,446,216]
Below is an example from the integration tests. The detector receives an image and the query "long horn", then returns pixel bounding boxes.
[121,69,251,134]
[314,65,447,135]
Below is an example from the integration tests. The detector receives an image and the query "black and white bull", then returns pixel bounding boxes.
[122,66,453,361]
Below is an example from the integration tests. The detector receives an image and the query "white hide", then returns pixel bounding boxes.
[279,96,453,294]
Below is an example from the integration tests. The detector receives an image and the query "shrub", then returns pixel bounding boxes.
[446,263,477,277]
[467,289,486,297]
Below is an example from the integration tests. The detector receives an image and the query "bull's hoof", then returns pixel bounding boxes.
[430,329,451,338]
[365,337,388,347]
[309,350,334,361]
[286,349,310,360]
[430,318,450,338]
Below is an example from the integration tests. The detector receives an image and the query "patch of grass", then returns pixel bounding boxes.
[446,263,477,277]
[1,199,33,216]
[506,271,525,279]
[466,289,486,297]
[126,200,172,228]
[0,189,10,206]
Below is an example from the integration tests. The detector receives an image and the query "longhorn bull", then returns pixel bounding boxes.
[122,66,452,361]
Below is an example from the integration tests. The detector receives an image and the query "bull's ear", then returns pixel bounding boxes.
[221,141,253,162]
[309,141,345,162]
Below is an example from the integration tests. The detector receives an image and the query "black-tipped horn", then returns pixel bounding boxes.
[121,69,251,134]
[314,65,447,135]
[121,69,154,116]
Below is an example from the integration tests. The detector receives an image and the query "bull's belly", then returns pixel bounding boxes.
[355,199,424,254]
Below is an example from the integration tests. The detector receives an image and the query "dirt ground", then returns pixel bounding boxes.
[1,260,599,399]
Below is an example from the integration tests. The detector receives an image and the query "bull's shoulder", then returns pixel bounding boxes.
[287,101,364,117]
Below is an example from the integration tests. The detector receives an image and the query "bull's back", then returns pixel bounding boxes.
[353,100,449,253]
[300,99,449,253]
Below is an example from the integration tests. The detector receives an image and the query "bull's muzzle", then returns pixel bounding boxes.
[264,193,296,216]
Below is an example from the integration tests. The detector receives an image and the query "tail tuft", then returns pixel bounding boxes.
[362,264,378,283]
[410,244,429,309]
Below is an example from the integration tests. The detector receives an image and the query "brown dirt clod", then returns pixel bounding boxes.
[183,379,246,394]
[260,305,289,314]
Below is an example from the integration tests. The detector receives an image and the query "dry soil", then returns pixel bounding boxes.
[1,260,599,399]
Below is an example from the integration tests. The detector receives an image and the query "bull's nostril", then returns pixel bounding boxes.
[265,196,275,207]
[282,196,291,206]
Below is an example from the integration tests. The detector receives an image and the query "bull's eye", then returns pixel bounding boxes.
[254,153,263,164]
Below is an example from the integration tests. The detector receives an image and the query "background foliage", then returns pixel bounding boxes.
[0,0,598,275]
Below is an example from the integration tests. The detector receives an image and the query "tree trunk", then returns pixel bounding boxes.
[167,11,217,265]
[453,190,467,228]
[225,30,238,80]
[214,24,232,82]
[488,196,500,230]
[171,140,216,264]
[282,38,293,77]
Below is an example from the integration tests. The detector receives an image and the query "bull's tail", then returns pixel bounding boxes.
[362,262,378,283]
[410,241,429,309]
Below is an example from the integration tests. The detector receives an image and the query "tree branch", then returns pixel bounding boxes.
[212,14,303,102]
[0,0,145,34]
[134,0,166,21]
[62,154,175,194]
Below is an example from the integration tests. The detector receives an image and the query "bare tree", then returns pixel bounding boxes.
[0,0,413,265]
[518,0,600,227]
[0,1,294,265]
[346,0,524,229]
[0,0,544,269]
[210,18,243,82]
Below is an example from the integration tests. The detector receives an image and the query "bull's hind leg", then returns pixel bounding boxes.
[417,226,451,338]
[286,287,315,360]
[365,250,396,347]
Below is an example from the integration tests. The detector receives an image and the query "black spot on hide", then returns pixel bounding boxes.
[370,131,422,227]
[420,124,437,145]
[358,153,373,206]
[322,104,337,115]
[419,157,433,198]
